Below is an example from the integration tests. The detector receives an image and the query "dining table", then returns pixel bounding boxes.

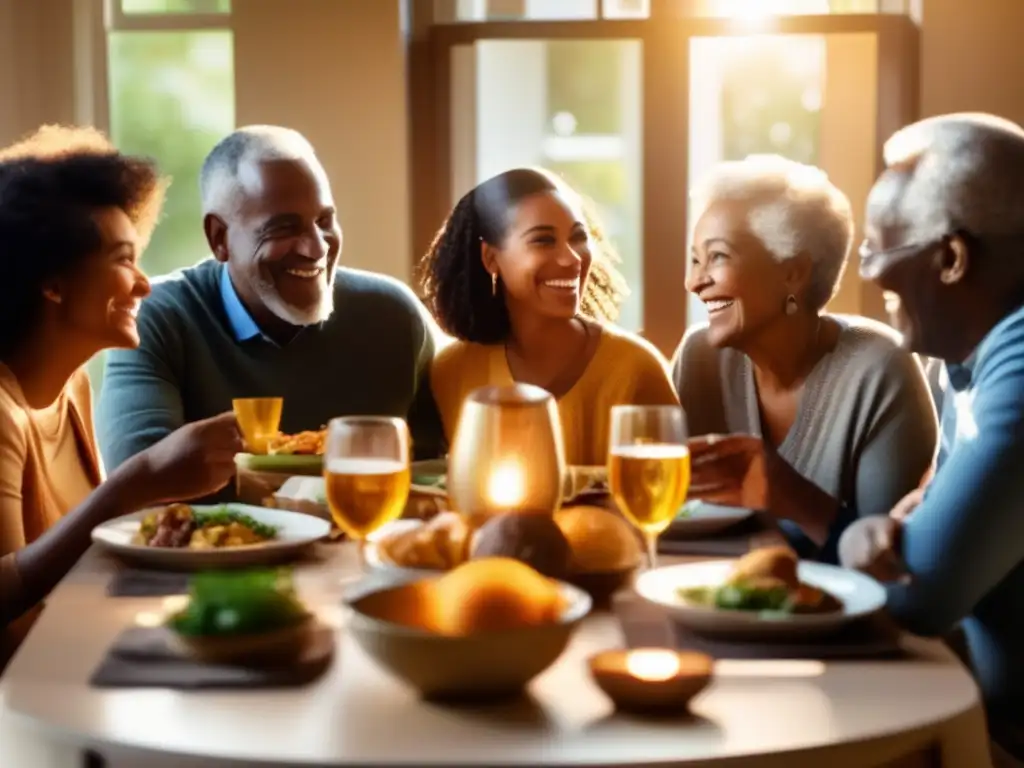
[0,534,994,768]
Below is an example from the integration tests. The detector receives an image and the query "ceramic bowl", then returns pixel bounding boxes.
[345,572,592,701]
[170,614,317,665]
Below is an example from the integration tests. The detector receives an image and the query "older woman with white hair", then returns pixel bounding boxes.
[673,154,937,561]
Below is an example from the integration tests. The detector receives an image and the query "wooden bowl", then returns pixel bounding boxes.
[588,648,713,714]
[346,575,591,702]
[170,614,317,666]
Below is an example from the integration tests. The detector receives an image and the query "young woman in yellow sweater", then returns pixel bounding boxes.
[0,127,243,667]
[420,168,678,466]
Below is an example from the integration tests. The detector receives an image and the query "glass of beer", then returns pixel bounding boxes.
[232,397,284,454]
[324,416,411,562]
[608,405,690,570]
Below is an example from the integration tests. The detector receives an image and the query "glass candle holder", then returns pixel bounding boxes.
[447,384,566,519]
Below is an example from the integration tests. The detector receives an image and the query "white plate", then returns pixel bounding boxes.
[91,504,331,571]
[634,560,887,640]
[362,519,440,574]
[667,502,753,538]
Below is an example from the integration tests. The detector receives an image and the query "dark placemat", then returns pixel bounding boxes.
[658,514,774,558]
[613,593,905,660]
[107,568,189,597]
[90,623,335,689]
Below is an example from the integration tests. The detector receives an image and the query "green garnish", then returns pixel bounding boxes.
[411,473,446,489]
[195,506,278,539]
[677,581,792,613]
[168,568,308,637]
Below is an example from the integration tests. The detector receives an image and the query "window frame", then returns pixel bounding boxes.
[409,2,919,354]
[76,0,236,135]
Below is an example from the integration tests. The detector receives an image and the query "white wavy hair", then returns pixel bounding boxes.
[870,113,1024,243]
[691,154,854,311]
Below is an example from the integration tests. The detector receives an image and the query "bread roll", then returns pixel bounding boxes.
[470,514,571,579]
[554,505,642,574]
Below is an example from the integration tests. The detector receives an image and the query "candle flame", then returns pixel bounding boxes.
[487,460,526,507]
[626,649,682,682]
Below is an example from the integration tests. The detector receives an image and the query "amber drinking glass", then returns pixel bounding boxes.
[232,397,284,454]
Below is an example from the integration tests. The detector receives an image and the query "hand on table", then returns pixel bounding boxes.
[687,434,768,509]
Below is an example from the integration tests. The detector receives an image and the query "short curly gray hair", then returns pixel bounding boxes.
[691,154,854,311]
[870,113,1024,243]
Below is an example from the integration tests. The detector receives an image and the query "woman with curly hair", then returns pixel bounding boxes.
[421,167,677,465]
[0,126,244,667]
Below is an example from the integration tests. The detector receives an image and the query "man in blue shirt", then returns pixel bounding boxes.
[96,126,446,493]
[840,113,1024,763]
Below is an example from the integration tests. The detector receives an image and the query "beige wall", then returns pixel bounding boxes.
[233,0,411,282]
[0,0,77,144]
[919,0,1024,124]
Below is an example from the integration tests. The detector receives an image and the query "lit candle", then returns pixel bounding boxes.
[588,648,713,714]
[486,459,527,508]
[625,649,683,682]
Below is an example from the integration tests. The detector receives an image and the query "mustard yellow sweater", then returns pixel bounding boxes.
[431,325,679,466]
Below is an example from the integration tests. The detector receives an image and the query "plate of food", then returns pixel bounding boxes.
[666,501,754,538]
[634,546,886,640]
[92,503,331,570]
[235,428,326,475]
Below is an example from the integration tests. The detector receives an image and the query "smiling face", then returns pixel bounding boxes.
[686,200,797,348]
[52,206,151,351]
[483,190,592,322]
[209,155,342,333]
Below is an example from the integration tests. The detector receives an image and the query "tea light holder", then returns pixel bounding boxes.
[447,384,566,518]
[588,648,713,714]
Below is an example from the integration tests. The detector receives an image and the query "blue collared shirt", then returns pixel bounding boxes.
[219,265,265,343]
[889,303,1024,715]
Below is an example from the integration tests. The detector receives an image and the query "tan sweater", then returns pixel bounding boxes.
[0,365,101,667]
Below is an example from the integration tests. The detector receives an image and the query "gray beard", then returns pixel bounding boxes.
[257,277,335,327]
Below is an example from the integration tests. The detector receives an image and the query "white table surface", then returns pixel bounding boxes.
[0,544,993,768]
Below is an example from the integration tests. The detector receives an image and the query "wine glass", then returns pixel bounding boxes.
[323,417,411,565]
[608,405,690,570]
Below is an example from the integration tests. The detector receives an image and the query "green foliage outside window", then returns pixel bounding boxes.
[92,28,234,390]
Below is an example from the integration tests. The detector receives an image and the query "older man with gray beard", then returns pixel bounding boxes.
[96,126,445,496]
[840,113,1024,765]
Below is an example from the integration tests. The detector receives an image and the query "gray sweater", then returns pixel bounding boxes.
[672,315,938,555]
[96,259,446,496]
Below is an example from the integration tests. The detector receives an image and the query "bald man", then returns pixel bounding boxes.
[96,126,446,496]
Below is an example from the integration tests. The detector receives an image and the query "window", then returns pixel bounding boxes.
[120,0,230,13]
[89,0,235,388]
[448,0,882,19]
[448,0,651,20]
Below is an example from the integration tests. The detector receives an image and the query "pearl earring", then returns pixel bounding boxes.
[491,272,498,296]
[785,294,798,315]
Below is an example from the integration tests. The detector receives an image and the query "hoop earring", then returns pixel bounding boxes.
[785,294,798,316]
[491,272,498,296]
